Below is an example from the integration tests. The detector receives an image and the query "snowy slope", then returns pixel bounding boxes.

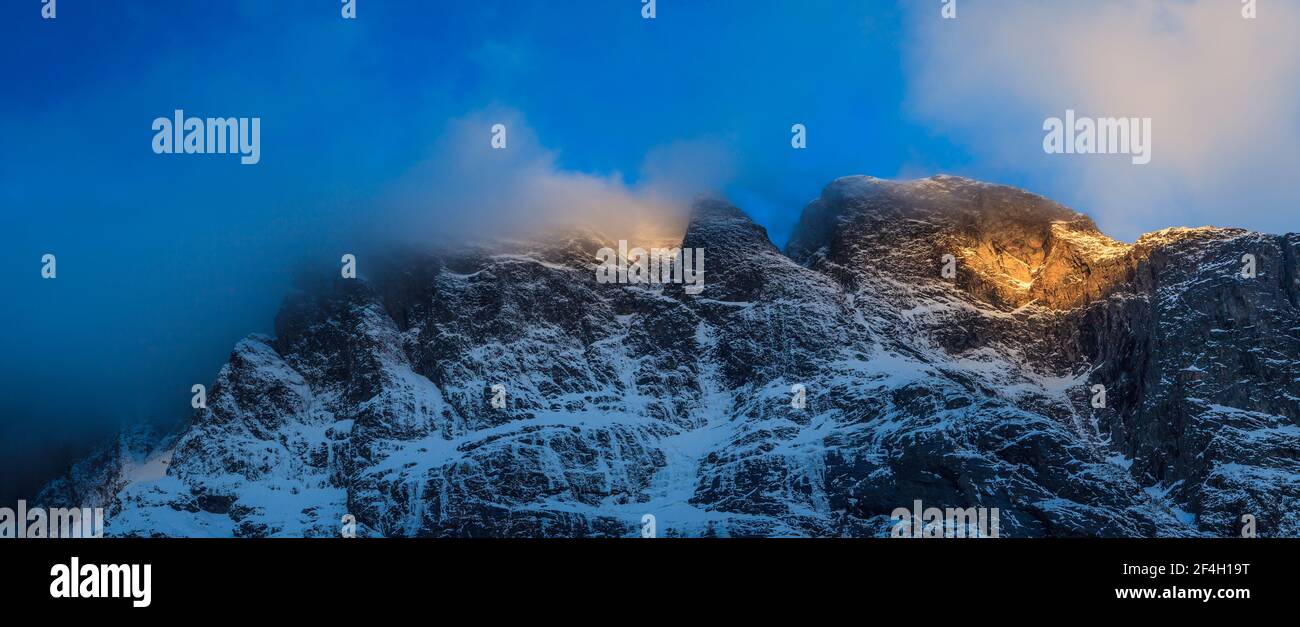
[38,175,1300,537]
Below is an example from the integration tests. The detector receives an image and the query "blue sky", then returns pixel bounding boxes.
[2,0,1296,496]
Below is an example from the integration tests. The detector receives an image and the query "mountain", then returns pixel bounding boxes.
[37,175,1300,537]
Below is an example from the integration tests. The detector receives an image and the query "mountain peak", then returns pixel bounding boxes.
[37,174,1300,540]
[682,195,779,254]
[789,175,1139,310]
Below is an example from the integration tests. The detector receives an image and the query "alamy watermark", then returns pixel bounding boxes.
[596,241,704,295]
[1043,110,1151,165]
[1,501,104,538]
[152,109,261,165]
[890,499,1000,538]
[50,557,151,608]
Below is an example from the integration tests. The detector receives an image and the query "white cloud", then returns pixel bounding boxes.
[904,0,1300,239]
[380,108,733,245]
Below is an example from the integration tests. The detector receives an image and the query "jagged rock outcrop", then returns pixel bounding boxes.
[1076,228,1300,535]
[37,425,173,514]
[40,175,1300,537]
[787,175,1300,536]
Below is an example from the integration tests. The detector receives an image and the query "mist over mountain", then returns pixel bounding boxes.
[38,175,1300,537]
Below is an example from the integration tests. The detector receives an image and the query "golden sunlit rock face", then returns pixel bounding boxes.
[955,217,1134,310]
[955,218,1238,311]
[788,175,1238,312]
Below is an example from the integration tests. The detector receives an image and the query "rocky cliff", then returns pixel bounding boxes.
[38,175,1300,537]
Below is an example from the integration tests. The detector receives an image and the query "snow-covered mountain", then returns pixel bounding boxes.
[37,175,1300,537]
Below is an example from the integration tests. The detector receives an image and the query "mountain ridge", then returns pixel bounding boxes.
[36,175,1300,537]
